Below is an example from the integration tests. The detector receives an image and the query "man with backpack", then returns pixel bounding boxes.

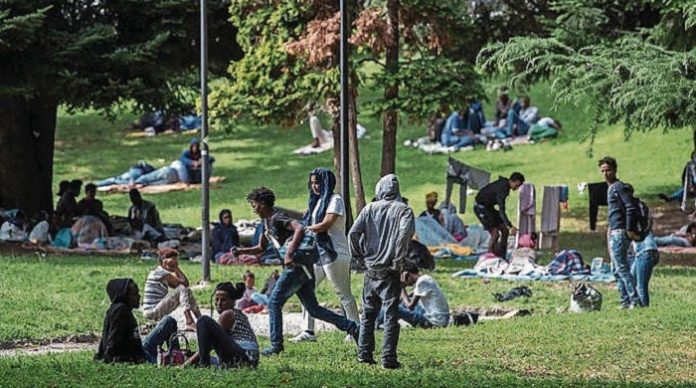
[598,157,641,309]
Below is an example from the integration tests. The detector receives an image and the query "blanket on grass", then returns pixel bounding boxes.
[451,269,615,283]
[658,246,696,254]
[97,176,226,194]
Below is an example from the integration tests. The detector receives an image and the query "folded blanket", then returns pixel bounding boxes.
[658,246,696,254]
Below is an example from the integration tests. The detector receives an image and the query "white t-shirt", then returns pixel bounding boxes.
[413,275,450,327]
[312,194,350,261]
[536,117,555,127]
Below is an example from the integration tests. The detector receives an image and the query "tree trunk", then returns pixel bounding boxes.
[692,125,696,151]
[349,74,366,213]
[380,0,400,177]
[0,95,57,215]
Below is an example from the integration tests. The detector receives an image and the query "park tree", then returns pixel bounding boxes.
[0,1,240,214]
[477,0,695,150]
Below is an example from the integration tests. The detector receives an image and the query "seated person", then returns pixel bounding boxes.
[179,138,215,184]
[659,151,696,204]
[439,202,467,242]
[95,278,178,364]
[505,96,539,137]
[528,117,562,142]
[494,88,512,127]
[418,192,443,225]
[77,183,112,233]
[95,161,156,187]
[142,248,201,331]
[127,189,164,236]
[184,282,259,368]
[251,269,280,306]
[655,222,696,247]
[466,99,486,134]
[133,160,189,187]
[236,271,259,310]
[440,108,476,149]
[211,209,240,262]
[305,111,367,148]
[377,266,450,328]
[71,215,108,246]
[55,180,82,228]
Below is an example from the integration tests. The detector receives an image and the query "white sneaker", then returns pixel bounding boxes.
[290,331,317,343]
[344,334,354,343]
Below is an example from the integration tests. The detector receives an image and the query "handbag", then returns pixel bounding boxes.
[157,332,192,367]
[266,226,319,266]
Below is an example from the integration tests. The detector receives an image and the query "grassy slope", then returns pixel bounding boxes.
[1,82,694,385]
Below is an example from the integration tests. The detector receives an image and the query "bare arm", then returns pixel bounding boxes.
[401,288,420,310]
[234,234,267,256]
[307,213,339,233]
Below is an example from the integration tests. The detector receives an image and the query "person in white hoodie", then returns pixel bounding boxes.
[348,174,415,369]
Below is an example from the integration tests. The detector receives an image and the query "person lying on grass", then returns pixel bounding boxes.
[183,282,259,368]
[142,248,201,331]
[95,278,178,364]
[376,265,450,329]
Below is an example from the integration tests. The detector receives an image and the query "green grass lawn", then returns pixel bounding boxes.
[1,82,695,385]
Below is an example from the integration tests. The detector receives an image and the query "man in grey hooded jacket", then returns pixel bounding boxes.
[348,174,415,369]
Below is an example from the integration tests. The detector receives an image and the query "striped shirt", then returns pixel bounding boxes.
[143,266,170,311]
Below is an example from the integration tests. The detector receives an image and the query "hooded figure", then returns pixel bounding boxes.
[303,168,338,261]
[179,138,215,183]
[349,174,415,273]
[348,174,415,369]
[95,278,146,363]
[211,209,240,261]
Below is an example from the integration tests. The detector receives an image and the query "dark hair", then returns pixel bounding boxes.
[243,270,255,280]
[215,282,245,301]
[598,156,617,170]
[687,222,696,233]
[403,263,420,274]
[246,186,275,207]
[129,188,142,200]
[510,172,525,183]
[58,181,70,196]
[85,183,97,194]
[521,95,530,104]
[219,209,232,223]
[70,179,83,192]
[158,248,178,262]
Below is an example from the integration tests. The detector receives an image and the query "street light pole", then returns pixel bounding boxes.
[200,0,211,282]
[340,0,352,230]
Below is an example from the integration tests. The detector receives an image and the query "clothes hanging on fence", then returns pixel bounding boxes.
[588,182,608,231]
[516,183,536,248]
[540,186,561,249]
[444,157,490,214]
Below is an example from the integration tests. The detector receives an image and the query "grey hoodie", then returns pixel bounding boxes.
[348,174,415,273]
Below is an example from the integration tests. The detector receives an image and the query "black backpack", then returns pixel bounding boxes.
[615,187,652,242]
[632,197,653,242]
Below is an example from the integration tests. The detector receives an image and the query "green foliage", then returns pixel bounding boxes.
[478,4,696,146]
[0,0,239,114]
[209,0,331,131]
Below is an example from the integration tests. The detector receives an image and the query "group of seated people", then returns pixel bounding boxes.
[134,111,202,136]
[96,245,451,368]
[431,90,562,150]
[95,138,214,188]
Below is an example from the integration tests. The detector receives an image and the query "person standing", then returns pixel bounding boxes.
[598,156,641,308]
[473,172,525,258]
[348,174,415,369]
[233,187,359,356]
[291,168,360,343]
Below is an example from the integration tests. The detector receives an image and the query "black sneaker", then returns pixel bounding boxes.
[382,361,401,369]
[658,193,670,202]
[357,356,377,365]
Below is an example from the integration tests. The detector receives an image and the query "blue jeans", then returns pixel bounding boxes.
[377,303,432,328]
[196,316,258,367]
[631,250,658,307]
[142,316,178,364]
[440,131,475,148]
[251,292,269,306]
[268,265,357,350]
[655,235,690,247]
[134,167,179,186]
[95,167,145,187]
[609,230,639,306]
[506,109,530,136]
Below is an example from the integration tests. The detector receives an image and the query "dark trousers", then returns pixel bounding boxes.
[359,271,401,364]
[196,316,257,367]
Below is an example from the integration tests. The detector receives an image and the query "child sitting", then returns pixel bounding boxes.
[236,270,259,311]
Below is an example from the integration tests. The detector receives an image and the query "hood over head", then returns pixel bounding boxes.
[106,278,135,304]
[303,167,336,225]
[375,174,402,202]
